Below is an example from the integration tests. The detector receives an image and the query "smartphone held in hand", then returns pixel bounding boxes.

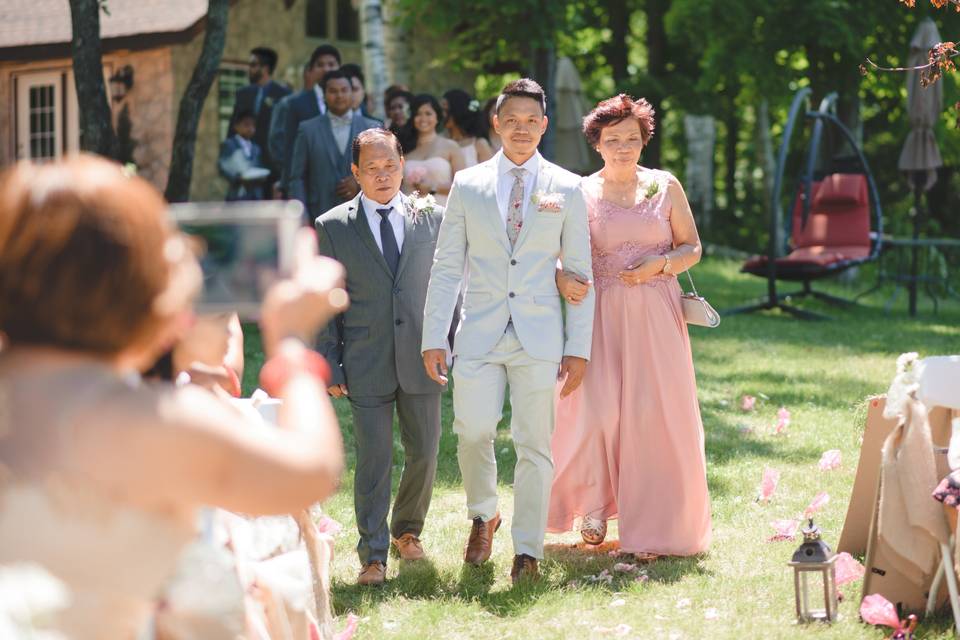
[168,201,304,319]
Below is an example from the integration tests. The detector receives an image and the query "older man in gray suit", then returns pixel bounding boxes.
[291,69,379,222]
[315,128,446,587]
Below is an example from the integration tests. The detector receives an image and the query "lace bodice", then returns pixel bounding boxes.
[583,169,675,291]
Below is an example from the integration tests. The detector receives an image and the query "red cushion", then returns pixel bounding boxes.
[779,245,870,266]
[793,174,869,250]
[813,173,866,207]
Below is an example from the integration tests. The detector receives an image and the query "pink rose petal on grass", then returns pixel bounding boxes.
[860,594,901,629]
[334,614,360,640]
[758,467,780,503]
[819,449,842,471]
[768,519,800,541]
[803,492,830,519]
[613,562,637,573]
[741,395,756,411]
[773,407,791,435]
[834,552,865,587]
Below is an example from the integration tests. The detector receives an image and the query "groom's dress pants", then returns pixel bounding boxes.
[350,389,441,565]
[452,325,558,559]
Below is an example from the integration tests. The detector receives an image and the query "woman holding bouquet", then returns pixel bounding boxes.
[399,93,465,205]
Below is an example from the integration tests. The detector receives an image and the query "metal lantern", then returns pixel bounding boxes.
[789,518,839,623]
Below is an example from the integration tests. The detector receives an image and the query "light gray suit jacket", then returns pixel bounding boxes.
[289,111,379,221]
[422,153,595,364]
[316,192,446,397]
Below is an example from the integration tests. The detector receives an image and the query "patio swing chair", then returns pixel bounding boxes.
[726,87,884,320]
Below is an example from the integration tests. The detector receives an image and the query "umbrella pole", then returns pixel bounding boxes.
[910,171,924,317]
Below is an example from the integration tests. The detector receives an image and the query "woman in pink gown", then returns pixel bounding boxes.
[550,95,711,558]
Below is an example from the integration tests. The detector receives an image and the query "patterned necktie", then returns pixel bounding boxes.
[506,167,526,247]
[377,207,400,275]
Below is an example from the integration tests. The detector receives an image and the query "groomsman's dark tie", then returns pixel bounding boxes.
[377,207,400,275]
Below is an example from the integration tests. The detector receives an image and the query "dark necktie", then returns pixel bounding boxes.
[377,207,400,275]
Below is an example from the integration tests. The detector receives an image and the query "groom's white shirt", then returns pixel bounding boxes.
[421,150,595,364]
[495,150,539,224]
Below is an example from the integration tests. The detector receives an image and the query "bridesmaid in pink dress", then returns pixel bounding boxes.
[550,95,711,559]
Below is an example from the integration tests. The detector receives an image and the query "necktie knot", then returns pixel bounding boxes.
[509,167,526,180]
[376,207,393,219]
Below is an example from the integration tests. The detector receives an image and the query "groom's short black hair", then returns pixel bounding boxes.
[496,78,546,115]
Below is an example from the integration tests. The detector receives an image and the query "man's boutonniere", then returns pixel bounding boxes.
[405,191,437,223]
[641,177,660,200]
[530,190,565,213]
[264,96,274,109]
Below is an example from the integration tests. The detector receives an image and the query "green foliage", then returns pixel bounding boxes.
[392,0,574,74]
[394,0,960,249]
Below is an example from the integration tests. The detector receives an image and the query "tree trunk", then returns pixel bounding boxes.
[604,0,630,88]
[69,0,117,157]
[360,0,390,121]
[724,96,739,215]
[164,0,229,202]
[644,0,668,168]
[532,42,557,161]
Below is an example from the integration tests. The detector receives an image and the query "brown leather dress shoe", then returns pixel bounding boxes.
[357,561,386,586]
[464,513,501,565]
[392,533,425,561]
[510,554,540,584]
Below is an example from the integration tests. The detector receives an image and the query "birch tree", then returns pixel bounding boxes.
[360,0,390,121]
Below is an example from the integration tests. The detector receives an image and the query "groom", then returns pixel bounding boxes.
[421,79,595,583]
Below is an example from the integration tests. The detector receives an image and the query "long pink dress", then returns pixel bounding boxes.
[547,169,711,556]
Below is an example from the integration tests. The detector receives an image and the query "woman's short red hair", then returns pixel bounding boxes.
[0,155,174,354]
[582,94,655,147]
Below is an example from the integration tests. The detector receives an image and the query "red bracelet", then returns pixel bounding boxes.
[259,347,333,397]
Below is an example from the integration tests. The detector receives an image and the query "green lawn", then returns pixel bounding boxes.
[244,257,960,639]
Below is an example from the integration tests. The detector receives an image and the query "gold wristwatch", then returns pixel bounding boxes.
[662,254,673,274]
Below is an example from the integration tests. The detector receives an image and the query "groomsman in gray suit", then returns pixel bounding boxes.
[421,79,595,583]
[315,128,445,587]
[290,69,379,222]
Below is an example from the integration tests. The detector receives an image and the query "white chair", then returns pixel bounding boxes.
[917,356,960,634]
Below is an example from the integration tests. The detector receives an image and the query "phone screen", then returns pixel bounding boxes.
[168,201,303,318]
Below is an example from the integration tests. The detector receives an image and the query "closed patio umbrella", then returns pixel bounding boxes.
[897,17,944,316]
[554,57,592,174]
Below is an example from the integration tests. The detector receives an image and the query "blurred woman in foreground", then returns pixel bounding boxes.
[0,155,347,639]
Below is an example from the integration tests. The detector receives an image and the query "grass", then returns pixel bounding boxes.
[242,257,960,639]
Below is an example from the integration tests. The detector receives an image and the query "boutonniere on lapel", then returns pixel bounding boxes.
[530,190,565,213]
[404,191,437,223]
[640,176,660,200]
[264,96,274,109]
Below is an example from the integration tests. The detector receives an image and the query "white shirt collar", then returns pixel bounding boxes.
[329,108,354,124]
[313,84,327,114]
[360,190,405,217]
[497,149,540,179]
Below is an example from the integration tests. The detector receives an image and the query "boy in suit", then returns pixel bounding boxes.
[218,109,266,201]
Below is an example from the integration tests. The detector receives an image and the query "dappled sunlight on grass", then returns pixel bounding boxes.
[240,257,960,638]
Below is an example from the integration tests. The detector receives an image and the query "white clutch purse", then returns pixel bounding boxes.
[680,271,720,328]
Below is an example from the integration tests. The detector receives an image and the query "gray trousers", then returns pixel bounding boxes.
[350,389,441,565]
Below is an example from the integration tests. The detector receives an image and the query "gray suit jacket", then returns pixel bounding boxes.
[422,153,595,363]
[290,111,379,222]
[316,192,445,397]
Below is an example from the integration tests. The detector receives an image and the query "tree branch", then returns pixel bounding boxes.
[164,0,229,202]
